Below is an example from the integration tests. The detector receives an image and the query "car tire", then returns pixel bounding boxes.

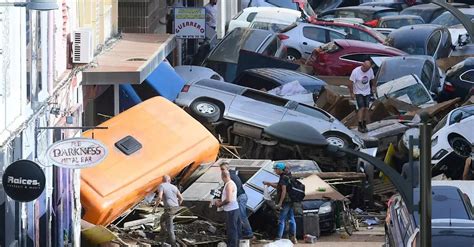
[286,49,301,61]
[323,132,352,148]
[449,135,471,157]
[190,100,221,123]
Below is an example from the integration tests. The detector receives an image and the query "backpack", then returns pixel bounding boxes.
[287,177,306,202]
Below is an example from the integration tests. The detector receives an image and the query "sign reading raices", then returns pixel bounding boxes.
[2,160,46,202]
[174,7,206,39]
[46,138,108,169]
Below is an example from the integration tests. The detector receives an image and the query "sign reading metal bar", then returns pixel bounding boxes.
[174,7,206,39]
[46,137,108,169]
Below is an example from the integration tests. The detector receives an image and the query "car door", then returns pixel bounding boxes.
[301,26,328,57]
[227,89,288,127]
[281,103,333,134]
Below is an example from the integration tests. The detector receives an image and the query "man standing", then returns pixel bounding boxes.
[263,162,297,244]
[220,162,254,239]
[462,156,473,180]
[349,60,375,133]
[205,0,217,30]
[155,175,183,247]
[216,170,241,247]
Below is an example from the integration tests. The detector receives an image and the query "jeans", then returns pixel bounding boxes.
[238,194,253,237]
[277,203,296,238]
[225,208,241,247]
[160,207,180,247]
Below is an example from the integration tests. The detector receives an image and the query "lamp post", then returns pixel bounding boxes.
[264,121,414,213]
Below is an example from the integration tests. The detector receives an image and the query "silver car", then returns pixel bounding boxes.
[279,22,348,60]
[175,79,364,149]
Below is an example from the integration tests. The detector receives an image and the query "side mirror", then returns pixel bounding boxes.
[453,112,463,123]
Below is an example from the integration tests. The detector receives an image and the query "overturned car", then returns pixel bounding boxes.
[175,79,365,171]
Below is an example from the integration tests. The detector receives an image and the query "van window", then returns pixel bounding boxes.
[294,104,330,121]
[427,30,441,56]
[303,27,326,43]
[235,74,280,90]
[242,89,288,106]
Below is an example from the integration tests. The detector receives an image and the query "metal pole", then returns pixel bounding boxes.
[419,112,432,247]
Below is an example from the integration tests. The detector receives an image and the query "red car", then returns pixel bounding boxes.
[309,19,387,44]
[308,39,406,76]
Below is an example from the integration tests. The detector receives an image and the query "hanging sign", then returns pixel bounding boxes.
[46,137,108,169]
[174,7,206,39]
[2,160,46,202]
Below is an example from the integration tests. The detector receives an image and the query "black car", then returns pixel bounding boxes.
[318,6,398,26]
[233,68,327,93]
[439,57,474,102]
[386,24,452,60]
[385,185,474,247]
[401,3,471,23]
[202,28,286,82]
[376,55,442,95]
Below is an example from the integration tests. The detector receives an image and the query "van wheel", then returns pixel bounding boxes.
[190,100,221,123]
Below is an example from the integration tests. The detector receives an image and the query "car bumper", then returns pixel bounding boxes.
[319,212,335,232]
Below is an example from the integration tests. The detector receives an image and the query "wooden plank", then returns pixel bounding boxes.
[316,172,366,180]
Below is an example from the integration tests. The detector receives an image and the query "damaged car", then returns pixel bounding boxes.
[376,74,436,109]
[438,57,474,102]
[431,105,474,174]
[176,79,363,149]
[375,55,443,95]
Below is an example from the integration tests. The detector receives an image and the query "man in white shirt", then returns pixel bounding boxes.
[205,0,217,30]
[215,170,241,247]
[349,60,375,133]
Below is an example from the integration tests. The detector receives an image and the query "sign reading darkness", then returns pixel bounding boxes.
[2,160,46,202]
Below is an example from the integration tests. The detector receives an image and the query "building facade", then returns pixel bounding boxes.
[0,1,118,246]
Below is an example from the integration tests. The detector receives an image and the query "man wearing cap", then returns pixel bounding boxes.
[263,162,297,244]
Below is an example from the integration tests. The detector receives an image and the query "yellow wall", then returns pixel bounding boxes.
[77,0,118,49]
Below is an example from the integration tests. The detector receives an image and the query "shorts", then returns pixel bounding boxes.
[355,94,370,109]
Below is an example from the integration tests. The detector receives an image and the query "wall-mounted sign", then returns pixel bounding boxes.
[174,7,206,39]
[46,137,108,169]
[2,160,46,202]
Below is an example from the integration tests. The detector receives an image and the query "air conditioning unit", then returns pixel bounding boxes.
[72,28,94,64]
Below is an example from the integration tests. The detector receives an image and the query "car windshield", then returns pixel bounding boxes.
[388,38,426,55]
[432,115,447,135]
[380,18,424,28]
[401,8,436,23]
[378,60,423,85]
[431,11,474,27]
[250,21,289,32]
[208,29,270,63]
[379,76,431,106]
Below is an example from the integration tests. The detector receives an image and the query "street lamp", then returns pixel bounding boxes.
[263,121,414,213]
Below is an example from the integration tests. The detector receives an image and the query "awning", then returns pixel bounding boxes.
[82,33,176,85]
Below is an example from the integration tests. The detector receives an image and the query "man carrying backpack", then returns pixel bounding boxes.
[263,162,298,244]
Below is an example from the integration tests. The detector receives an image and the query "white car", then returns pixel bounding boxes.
[227,7,300,34]
[376,74,436,109]
[278,22,348,60]
[248,8,301,33]
[431,105,474,167]
[174,66,224,84]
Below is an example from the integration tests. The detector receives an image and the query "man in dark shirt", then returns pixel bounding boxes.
[263,162,297,244]
[220,162,254,239]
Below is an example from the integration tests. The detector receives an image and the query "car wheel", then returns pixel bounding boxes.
[286,49,301,61]
[190,100,221,123]
[323,132,351,148]
[449,135,471,157]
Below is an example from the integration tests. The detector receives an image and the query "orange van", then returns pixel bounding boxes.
[81,97,219,226]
